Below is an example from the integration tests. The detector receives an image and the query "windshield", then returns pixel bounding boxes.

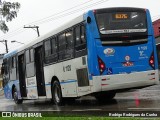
[96,12,147,35]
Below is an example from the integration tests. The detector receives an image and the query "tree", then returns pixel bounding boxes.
[0,0,20,33]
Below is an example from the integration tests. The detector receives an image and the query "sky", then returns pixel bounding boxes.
[0,0,159,54]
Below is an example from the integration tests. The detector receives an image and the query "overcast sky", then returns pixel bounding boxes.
[0,0,159,54]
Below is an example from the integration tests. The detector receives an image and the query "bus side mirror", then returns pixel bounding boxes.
[87,17,91,24]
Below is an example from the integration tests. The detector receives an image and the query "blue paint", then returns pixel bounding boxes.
[4,79,21,99]
[84,8,158,77]
[26,84,51,88]
[60,80,77,84]
[3,50,18,59]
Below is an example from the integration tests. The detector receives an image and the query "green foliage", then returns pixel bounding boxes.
[0,0,20,33]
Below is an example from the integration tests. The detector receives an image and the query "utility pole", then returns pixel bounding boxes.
[24,25,40,37]
[0,40,8,53]
[4,40,8,53]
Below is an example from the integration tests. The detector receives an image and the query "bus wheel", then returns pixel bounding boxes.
[52,81,64,106]
[95,91,116,102]
[13,87,23,104]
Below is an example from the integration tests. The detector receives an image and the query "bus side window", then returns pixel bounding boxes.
[4,59,8,75]
[9,56,17,80]
[26,50,30,64]
[26,48,35,78]
[51,38,57,54]
[30,49,34,62]
[66,29,74,58]
[51,37,58,62]
[58,33,66,60]
[9,58,12,71]
[44,39,51,57]
[75,26,81,46]
[3,59,9,87]
[66,30,74,49]
[1,63,4,75]
[75,24,87,57]
[11,57,16,68]
[81,25,86,44]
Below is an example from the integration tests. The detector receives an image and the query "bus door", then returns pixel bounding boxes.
[18,54,27,97]
[35,46,46,96]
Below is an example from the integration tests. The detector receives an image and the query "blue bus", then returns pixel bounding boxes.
[2,7,159,105]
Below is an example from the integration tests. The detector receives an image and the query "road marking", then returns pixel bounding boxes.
[128,108,160,110]
[72,109,102,111]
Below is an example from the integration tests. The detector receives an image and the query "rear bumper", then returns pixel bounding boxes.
[92,70,159,92]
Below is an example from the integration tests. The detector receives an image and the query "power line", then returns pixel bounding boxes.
[0,27,22,39]
[0,0,95,39]
[32,0,109,25]
[0,28,27,39]
[0,0,110,39]
[27,0,95,26]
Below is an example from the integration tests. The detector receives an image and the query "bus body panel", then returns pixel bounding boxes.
[95,40,153,75]
[3,50,23,100]
[84,11,100,77]
[92,70,159,92]
[26,76,39,99]
[86,9,157,75]
[43,55,91,98]
[4,80,22,99]
[43,59,77,98]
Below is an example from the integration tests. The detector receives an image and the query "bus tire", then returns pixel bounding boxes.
[95,91,116,102]
[51,80,64,106]
[13,87,23,104]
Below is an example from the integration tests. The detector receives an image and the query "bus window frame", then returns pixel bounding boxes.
[25,48,35,78]
[44,38,52,57]
[74,23,87,58]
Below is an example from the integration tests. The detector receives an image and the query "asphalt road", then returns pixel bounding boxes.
[1,85,160,116]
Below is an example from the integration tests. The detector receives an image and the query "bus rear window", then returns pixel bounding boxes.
[96,11,147,35]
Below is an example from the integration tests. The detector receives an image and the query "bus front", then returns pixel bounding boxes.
[85,7,159,97]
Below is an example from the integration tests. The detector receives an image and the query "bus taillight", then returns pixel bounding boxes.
[98,57,106,74]
[149,52,155,69]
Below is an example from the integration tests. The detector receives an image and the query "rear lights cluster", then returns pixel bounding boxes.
[149,52,155,69]
[98,57,106,74]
